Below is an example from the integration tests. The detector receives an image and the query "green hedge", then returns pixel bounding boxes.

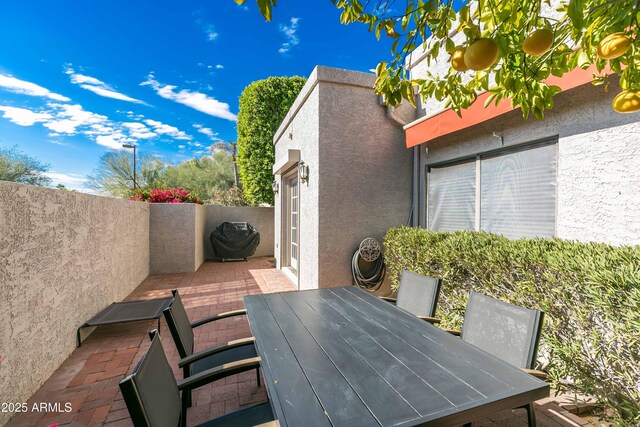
[236,76,306,205]
[384,227,640,422]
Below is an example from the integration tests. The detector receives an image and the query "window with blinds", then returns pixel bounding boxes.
[427,161,476,232]
[426,140,557,239]
[480,144,556,238]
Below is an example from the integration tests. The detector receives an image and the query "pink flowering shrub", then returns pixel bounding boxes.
[129,188,203,204]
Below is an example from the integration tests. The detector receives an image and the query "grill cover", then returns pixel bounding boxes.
[210,222,260,259]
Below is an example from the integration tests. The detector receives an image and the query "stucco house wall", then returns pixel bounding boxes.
[273,69,320,290]
[409,51,640,246]
[0,182,150,426]
[273,66,412,289]
[317,72,412,286]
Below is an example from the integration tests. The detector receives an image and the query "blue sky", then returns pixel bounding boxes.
[0,0,394,190]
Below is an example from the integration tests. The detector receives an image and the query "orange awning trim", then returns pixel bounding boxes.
[405,65,601,148]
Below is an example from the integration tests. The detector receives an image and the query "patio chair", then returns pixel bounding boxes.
[163,289,260,407]
[446,291,546,427]
[119,330,276,427]
[380,270,442,324]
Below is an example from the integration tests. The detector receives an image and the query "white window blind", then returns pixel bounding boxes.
[480,144,556,238]
[428,161,476,232]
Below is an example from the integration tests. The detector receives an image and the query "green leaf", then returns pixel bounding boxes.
[445,38,455,54]
[484,93,498,108]
[256,0,272,21]
[578,50,591,69]
[568,0,584,31]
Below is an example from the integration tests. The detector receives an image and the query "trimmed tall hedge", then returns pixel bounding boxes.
[236,76,306,205]
[384,227,640,422]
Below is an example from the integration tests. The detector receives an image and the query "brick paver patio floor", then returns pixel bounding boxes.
[7,258,591,427]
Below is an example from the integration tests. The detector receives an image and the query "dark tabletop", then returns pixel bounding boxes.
[244,286,549,427]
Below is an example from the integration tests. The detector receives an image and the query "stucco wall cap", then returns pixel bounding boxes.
[273,66,377,145]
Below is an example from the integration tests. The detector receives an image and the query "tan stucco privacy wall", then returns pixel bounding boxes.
[149,204,275,273]
[149,203,207,274]
[0,182,150,426]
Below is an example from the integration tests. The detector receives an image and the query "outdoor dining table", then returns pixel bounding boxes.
[244,286,549,427]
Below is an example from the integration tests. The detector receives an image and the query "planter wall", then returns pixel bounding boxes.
[149,204,274,274]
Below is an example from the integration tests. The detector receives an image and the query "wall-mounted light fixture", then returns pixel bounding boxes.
[272,180,279,194]
[298,161,309,183]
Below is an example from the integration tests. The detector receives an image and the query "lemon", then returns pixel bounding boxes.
[464,38,499,71]
[612,90,640,113]
[523,29,554,56]
[451,47,469,72]
[597,33,631,60]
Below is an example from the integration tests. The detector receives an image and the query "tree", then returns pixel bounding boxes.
[236,76,306,205]
[210,141,240,188]
[239,0,640,119]
[162,151,235,200]
[0,145,51,186]
[86,150,165,197]
[210,185,252,206]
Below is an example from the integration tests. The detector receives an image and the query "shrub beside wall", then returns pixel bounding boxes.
[384,227,640,422]
[236,76,306,205]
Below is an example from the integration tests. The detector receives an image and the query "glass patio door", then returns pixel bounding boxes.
[288,175,299,271]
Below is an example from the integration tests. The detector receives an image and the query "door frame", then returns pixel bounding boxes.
[280,166,300,288]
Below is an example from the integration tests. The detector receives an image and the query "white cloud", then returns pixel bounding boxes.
[65,67,146,104]
[144,119,192,140]
[79,85,146,104]
[123,122,156,139]
[0,106,52,126]
[45,172,100,194]
[141,74,237,121]
[67,73,104,86]
[96,135,125,150]
[193,123,215,137]
[0,101,193,149]
[215,64,224,69]
[278,17,300,54]
[43,103,107,134]
[192,124,222,144]
[0,73,70,101]
[206,26,218,41]
[196,20,218,42]
[44,172,87,188]
[197,127,213,137]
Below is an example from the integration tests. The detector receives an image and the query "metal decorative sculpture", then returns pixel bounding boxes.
[352,238,385,291]
[358,237,381,262]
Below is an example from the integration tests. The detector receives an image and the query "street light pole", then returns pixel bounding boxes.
[122,144,137,190]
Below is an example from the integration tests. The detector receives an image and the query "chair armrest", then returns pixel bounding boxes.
[442,328,461,336]
[178,337,256,369]
[177,357,261,392]
[379,297,397,304]
[522,368,548,380]
[191,308,247,328]
[417,316,441,324]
